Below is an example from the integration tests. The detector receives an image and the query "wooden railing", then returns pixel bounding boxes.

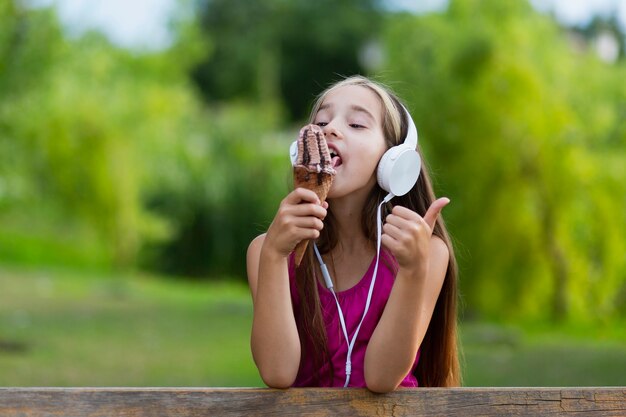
[1,387,625,416]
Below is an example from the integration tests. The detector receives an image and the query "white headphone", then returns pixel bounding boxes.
[290,105,421,198]
[376,105,421,197]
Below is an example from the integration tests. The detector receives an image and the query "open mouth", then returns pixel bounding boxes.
[329,148,342,168]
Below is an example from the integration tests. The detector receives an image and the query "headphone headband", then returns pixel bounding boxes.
[376,104,421,197]
[401,104,418,149]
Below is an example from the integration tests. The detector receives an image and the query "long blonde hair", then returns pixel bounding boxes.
[295,75,461,387]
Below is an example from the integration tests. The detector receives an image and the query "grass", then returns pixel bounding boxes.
[460,321,626,386]
[1,263,625,387]
[0,264,262,387]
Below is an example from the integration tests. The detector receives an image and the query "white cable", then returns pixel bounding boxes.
[314,244,350,345]
[313,192,393,387]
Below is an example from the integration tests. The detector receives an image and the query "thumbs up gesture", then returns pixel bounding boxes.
[381,198,450,275]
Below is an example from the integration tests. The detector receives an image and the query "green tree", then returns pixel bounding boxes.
[144,101,290,278]
[0,2,212,270]
[0,1,294,279]
[0,0,62,208]
[191,0,382,120]
[380,0,626,322]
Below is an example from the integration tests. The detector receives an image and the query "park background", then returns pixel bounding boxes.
[1,0,625,387]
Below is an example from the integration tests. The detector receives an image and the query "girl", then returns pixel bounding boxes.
[246,76,460,392]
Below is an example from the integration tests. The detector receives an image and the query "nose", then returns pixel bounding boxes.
[322,121,343,140]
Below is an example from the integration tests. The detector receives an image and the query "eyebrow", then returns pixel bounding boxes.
[318,103,377,123]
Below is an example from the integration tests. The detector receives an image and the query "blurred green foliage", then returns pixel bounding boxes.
[0,0,625,324]
[380,0,626,322]
[191,0,381,120]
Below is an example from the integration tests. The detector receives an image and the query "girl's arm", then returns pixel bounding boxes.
[364,199,450,393]
[247,188,327,388]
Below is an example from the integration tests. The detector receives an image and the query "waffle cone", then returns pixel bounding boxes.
[293,167,333,266]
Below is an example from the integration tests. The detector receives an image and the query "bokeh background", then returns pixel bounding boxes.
[1,0,625,387]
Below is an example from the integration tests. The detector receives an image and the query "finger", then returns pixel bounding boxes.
[289,203,327,219]
[294,226,320,241]
[292,216,324,231]
[322,201,329,210]
[423,197,450,230]
[390,205,420,222]
[381,234,401,254]
[385,213,416,229]
[382,222,403,240]
[286,188,321,205]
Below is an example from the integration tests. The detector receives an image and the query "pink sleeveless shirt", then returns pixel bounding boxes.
[288,250,420,388]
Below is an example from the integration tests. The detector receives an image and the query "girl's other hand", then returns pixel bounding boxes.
[382,197,450,275]
[263,188,328,258]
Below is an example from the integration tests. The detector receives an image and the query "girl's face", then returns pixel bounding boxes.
[313,85,387,200]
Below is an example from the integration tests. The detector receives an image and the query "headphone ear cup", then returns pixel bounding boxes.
[377,145,421,197]
[377,148,394,193]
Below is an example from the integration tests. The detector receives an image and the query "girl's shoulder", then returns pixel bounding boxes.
[248,233,266,255]
[430,235,449,263]
[247,233,266,267]
[246,233,267,296]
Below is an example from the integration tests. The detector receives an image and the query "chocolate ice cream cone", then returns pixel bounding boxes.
[292,124,336,267]
[293,167,333,266]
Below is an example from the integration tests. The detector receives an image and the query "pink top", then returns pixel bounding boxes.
[288,250,420,388]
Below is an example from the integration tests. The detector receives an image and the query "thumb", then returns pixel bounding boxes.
[423,197,450,231]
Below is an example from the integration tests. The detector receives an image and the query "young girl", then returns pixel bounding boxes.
[246,76,460,392]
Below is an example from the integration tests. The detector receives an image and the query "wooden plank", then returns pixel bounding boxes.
[0,387,625,416]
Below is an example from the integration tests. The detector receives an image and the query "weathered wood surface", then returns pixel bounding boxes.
[0,387,625,416]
